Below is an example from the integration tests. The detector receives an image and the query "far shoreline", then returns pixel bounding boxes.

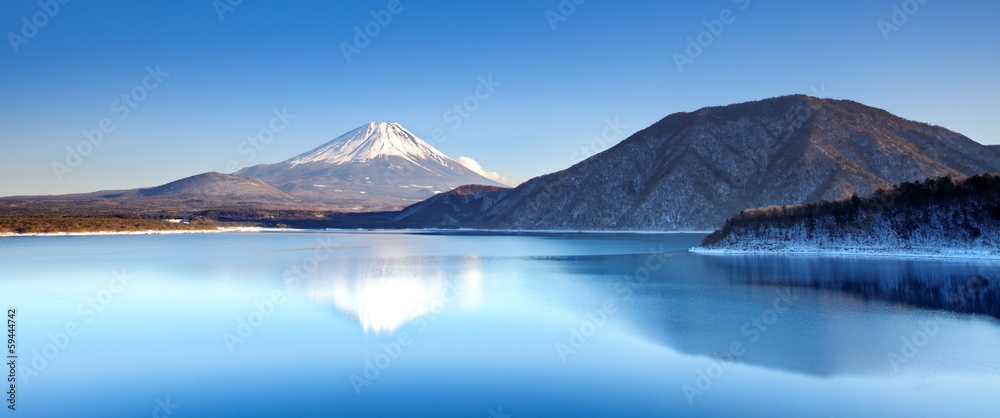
[0,227,302,238]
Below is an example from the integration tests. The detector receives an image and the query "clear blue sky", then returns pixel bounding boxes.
[1,0,998,196]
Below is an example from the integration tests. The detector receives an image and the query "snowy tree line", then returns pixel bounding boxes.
[702,174,1000,254]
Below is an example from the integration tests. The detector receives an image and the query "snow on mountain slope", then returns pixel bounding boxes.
[289,122,452,167]
[236,122,503,210]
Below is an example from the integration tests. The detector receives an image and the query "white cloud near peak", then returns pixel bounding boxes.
[455,156,513,187]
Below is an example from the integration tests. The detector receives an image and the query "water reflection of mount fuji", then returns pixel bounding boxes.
[304,256,483,333]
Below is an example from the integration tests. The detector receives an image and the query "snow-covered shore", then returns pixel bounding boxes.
[690,245,1000,261]
[696,175,1000,262]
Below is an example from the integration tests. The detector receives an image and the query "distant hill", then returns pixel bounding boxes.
[0,172,303,216]
[391,184,513,227]
[109,172,294,200]
[146,173,288,199]
[2,172,291,202]
[699,173,1000,256]
[391,95,1000,231]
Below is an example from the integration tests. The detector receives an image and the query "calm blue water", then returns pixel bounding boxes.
[1,231,999,417]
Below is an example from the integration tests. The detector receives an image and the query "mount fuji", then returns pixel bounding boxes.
[236,122,505,210]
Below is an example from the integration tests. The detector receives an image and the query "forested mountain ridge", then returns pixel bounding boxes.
[394,95,1000,231]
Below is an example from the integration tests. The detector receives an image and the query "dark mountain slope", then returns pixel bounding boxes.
[401,95,1000,231]
[392,184,513,227]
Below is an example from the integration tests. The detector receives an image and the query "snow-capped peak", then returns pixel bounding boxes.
[288,122,451,166]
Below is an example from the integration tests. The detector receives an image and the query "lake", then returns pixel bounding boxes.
[2,231,999,417]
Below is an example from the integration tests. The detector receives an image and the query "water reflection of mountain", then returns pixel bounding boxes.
[551,252,1000,378]
[304,256,483,333]
[700,255,1000,319]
